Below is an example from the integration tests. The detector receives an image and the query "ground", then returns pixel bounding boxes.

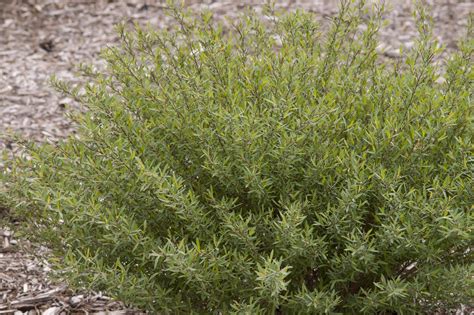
[0,0,472,314]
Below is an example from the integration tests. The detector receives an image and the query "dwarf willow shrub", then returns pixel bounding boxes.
[2,1,473,313]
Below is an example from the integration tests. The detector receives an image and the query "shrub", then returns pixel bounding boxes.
[1,1,473,313]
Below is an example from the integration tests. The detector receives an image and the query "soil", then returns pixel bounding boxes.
[0,0,472,314]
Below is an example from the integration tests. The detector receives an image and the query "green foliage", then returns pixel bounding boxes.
[2,1,473,313]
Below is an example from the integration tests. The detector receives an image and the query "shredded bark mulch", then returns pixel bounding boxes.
[0,229,145,314]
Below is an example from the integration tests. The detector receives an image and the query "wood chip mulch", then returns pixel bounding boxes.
[0,229,145,314]
[0,0,473,314]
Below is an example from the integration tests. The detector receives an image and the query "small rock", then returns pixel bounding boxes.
[0,229,12,237]
[70,294,84,306]
[42,307,61,315]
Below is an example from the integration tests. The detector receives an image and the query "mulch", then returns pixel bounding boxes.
[0,0,472,314]
[1,229,145,314]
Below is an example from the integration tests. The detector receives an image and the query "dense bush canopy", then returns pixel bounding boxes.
[2,1,473,313]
